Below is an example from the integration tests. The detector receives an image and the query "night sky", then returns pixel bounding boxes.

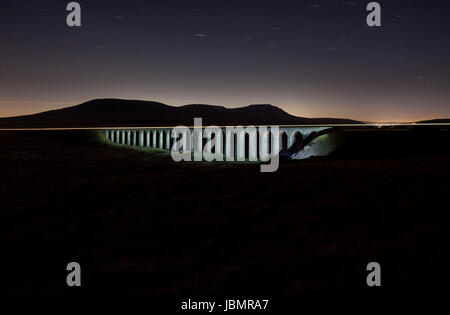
[1,0,449,122]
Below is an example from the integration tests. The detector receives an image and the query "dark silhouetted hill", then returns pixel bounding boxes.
[418,119,450,124]
[0,99,360,128]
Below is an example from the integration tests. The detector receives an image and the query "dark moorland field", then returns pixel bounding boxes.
[2,129,450,295]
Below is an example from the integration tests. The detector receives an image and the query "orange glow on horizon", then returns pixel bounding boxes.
[0,98,447,124]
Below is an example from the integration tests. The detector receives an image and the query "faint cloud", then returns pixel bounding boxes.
[416,75,428,81]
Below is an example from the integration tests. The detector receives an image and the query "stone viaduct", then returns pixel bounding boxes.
[104,126,333,160]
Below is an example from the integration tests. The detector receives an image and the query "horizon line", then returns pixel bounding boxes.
[0,98,448,124]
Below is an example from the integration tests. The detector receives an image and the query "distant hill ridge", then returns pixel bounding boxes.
[0,98,360,128]
[418,118,450,124]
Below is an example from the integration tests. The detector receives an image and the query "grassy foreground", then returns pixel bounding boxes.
[2,129,450,295]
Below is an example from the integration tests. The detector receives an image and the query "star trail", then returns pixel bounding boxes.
[1,0,449,122]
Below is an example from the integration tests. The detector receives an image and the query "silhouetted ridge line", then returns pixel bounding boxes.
[418,118,450,124]
[0,98,361,128]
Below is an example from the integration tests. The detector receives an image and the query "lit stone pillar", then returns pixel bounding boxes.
[288,130,295,149]
[216,130,224,155]
[152,131,157,148]
[126,131,130,145]
[166,130,171,150]
[259,130,270,162]
[182,130,189,152]
[194,129,203,153]
[131,130,136,146]
[146,131,150,147]
[105,130,110,141]
[115,130,120,144]
[236,130,246,161]
[121,131,125,144]
[190,129,198,160]
[248,130,257,161]
[273,131,281,155]
[225,129,234,160]
[159,130,164,149]
[139,130,144,147]
[204,129,212,154]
